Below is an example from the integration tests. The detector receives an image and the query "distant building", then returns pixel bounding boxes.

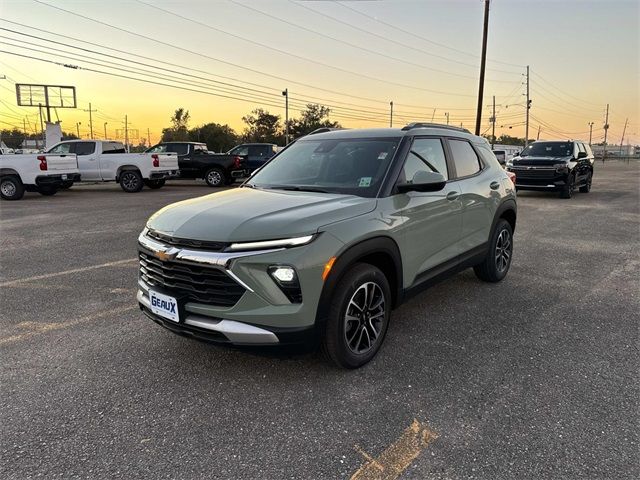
[590,144,636,157]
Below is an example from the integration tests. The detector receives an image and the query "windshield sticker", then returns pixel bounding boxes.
[378,152,388,160]
[359,177,372,187]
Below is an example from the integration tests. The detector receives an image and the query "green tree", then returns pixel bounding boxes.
[162,107,191,141]
[288,104,341,139]
[241,108,282,144]
[189,123,238,152]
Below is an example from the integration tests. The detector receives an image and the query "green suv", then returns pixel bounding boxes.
[137,123,517,368]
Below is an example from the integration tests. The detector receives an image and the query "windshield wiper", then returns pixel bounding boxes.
[265,185,331,193]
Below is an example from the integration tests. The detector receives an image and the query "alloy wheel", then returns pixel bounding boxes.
[1,180,16,197]
[344,282,386,354]
[495,229,512,273]
[122,172,138,190]
[207,170,222,186]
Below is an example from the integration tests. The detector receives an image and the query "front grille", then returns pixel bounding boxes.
[147,229,228,251]
[511,168,558,179]
[139,252,245,307]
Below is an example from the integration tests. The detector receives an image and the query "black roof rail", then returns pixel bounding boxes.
[307,127,344,135]
[401,122,471,134]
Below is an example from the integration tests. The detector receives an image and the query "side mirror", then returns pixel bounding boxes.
[397,171,447,193]
[577,151,587,159]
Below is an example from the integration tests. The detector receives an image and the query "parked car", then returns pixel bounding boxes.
[506,140,594,198]
[46,140,178,192]
[145,141,247,187]
[226,143,278,172]
[0,152,80,200]
[136,123,517,368]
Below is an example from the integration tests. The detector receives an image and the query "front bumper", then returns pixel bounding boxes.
[136,228,344,346]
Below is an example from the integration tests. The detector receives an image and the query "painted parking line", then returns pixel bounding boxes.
[0,305,137,346]
[0,258,137,287]
[350,419,439,480]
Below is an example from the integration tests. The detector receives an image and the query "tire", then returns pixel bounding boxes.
[204,168,226,187]
[60,180,74,189]
[474,219,513,283]
[119,170,143,193]
[224,177,236,186]
[579,171,592,193]
[38,186,58,196]
[144,179,165,189]
[0,175,25,201]
[322,263,392,369]
[560,173,575,199]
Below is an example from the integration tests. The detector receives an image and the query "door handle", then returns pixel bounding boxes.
[446,191,459,201]
[490,181,500,190]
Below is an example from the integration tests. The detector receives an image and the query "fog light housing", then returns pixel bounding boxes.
[268,266,302,303]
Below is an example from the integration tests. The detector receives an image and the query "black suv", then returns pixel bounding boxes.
[507,140,594,198]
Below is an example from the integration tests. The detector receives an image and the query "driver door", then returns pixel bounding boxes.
[394,137,463,287]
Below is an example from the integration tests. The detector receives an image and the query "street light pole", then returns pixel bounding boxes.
[588,122,594,145]
[282,88,289,145]
[76,122,81,138]
[389,101,393,127]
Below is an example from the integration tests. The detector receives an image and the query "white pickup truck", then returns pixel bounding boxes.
[45,140,179,192]
[0,152,81,200]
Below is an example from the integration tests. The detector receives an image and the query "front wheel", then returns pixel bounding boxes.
[560,174,575,199]
[579,172,592,193]
[119,170,143,193]
[144,179,166,189]
[322,263,391,369]
[204,168,226,187]
[474,219,513,283]
[0,175,25,200]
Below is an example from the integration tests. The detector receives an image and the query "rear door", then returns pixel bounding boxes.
[447,139,494,254]
[73,141,100,180]
[394,137,463,286]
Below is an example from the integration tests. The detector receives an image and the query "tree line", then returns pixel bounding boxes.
[160,103,341,151]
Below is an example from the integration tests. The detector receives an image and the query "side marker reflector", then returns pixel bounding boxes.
[322,257,337,281]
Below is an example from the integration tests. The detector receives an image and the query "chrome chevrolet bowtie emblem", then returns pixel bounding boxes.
[155,247,179,261]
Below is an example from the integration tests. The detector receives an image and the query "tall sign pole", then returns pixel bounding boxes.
[475,0,490,136]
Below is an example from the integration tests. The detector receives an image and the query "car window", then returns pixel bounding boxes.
[400,138,448,183]
[248,145,264,157]
[102,142,126,154]
[249,137,400,198]
[74,142,96,156]
[193,144,208,153]
[47,143,72,154]
[147,144,168,153]
[230,146,249,156]
[449,139,482,178]
[577,142,586,153]
[167,144,189,155]
[584,143,593,156]
[521,142,574,157]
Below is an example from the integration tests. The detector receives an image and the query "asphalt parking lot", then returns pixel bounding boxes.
[1,162,638,479]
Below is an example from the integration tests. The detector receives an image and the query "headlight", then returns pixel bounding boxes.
[505,160,513,167]
[554,163,568,171]
[268,265,302,303]
[228,235,315,251]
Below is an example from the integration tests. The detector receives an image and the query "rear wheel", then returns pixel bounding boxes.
[144,179,165,189]
[474,219,513,283]
[322,263,391,369]
[119,170,143,192]
[579,171,592,193]
[60,180,74,189]
[0,175,25,200]
[204,168,226,187]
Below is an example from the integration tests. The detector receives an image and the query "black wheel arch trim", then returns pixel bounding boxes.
[315,236,403,327]
[491,198,517,234]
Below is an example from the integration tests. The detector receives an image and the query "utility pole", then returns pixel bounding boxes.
[76,122,81,138]
[620,117,628,155]
[475,0,490,136]
[83,102,97,139]
[23,117,27,135]
[38,104,45,147]
[603,104,609,163]
[104,122,108,139]
[125,115,130,152]
[282,89,289,145]
[525,65,531,147]
[389,101,393,127]
[147,127,151,147]
[431,109,436,122]
[445,112,450,125]
[491,95,496,148]
[588,122,594,145]
[537,125,541,140]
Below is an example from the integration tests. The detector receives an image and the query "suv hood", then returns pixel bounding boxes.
[147,187,376,243]
[513,155,572,166]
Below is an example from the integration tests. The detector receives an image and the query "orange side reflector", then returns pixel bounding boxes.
[322,257,337,281]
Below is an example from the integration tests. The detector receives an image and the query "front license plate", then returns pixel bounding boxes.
[149,290,179,323]
[61,174,67,180]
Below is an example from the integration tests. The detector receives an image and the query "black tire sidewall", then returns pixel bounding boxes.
[205,168,225,187]
[120,171,143,192]
[324,264,392,369]
[144,179,165,189]
[0,176,25,200]
[489,219,513,281]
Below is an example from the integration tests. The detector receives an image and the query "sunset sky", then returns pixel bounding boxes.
[0,0,638,145]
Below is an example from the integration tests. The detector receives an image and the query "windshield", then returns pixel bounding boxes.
[247,137,400,198]
[521,142,573,157]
